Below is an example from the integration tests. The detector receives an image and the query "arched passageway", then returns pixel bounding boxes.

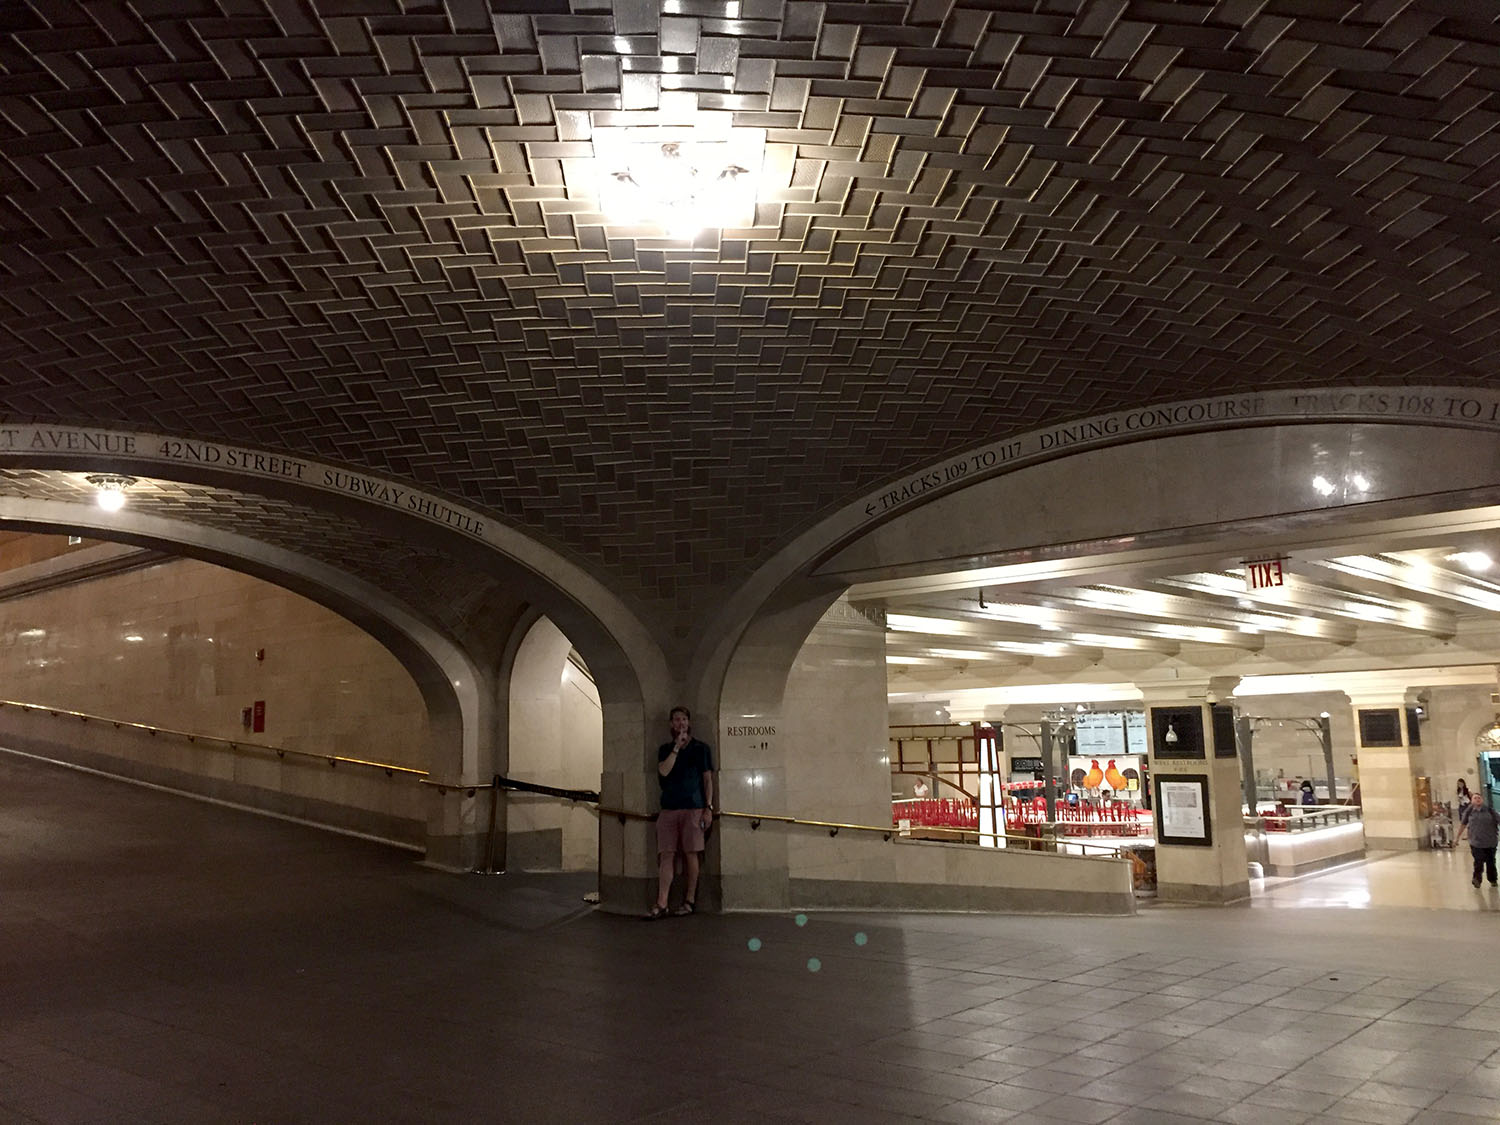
[697,389,1500,910]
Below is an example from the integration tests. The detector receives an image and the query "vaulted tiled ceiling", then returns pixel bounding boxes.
[1,1,1497,625]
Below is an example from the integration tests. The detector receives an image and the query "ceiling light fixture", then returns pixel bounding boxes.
[1445,550,1493,572]
[85,473,137,512]
[594,125,764,238]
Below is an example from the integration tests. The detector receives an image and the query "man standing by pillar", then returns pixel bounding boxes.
[647,706,715,919]
[1458,790,1499,889]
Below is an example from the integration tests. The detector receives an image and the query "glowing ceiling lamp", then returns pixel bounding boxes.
[86,473,137,512]
[1446,550,1494,572]
[594,125,763,238]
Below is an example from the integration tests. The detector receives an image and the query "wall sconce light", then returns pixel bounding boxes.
[85,474,137,512]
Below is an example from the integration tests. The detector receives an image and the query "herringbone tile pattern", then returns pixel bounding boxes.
[1,2,1497,619]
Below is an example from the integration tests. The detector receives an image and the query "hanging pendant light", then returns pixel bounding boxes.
[85,473,137,512]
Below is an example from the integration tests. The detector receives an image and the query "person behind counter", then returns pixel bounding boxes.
[1299,779,1317,807]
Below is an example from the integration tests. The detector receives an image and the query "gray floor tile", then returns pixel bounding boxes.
[1320,1097,1421,1124]
[12,751,1500,1125]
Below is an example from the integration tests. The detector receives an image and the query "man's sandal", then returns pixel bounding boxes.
[672,900,695,916]
[644,904,670,920]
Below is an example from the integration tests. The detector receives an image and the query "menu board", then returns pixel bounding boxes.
[1075,712,1125,756]
[1075,711,1149,757]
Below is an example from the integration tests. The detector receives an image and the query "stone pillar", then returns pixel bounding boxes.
[977,708,1006,848]
[1141,678,1249,905]
[715,595,889,910]
[424,784,492,872]
[597,695,657,912]
[422,663,503,872]
[1347,690,1424,850]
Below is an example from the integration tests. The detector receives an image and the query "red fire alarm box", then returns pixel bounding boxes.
[252,699,266,733]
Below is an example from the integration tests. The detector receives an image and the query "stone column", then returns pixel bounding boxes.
[1141,678,1249,905]
[1346,689,1425,850]
[977,708,1006,848]
[715,595,889,910]
[422,663,502,872]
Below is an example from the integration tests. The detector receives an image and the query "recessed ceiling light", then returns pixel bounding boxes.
[1445,550,1493,572]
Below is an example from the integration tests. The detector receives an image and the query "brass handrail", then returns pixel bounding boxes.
[0,698,428,779]
[1,699,1127,862]
[420,777,497,792]
[707,809,1123,860]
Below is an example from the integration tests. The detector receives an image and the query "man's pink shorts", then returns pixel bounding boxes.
[656,808,707,854]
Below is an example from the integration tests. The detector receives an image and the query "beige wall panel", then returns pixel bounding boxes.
[0,556,429,771]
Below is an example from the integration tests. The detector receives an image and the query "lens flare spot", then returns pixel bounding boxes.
[747,937,762,952]
[794,913,808,927]
[854,932,868,946]
[807,957,821,972]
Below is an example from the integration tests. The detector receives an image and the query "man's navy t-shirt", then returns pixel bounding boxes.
[658,738,714,810]
[1469,804,1500,849]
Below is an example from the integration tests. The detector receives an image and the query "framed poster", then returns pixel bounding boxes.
[1155,775,1212,846]
[1151,707,1204,759]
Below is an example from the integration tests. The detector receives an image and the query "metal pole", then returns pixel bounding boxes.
[1320,716,1336,804]
[1236,715,1256,813]
[1040,720,1057,822]
[480,774,504,874]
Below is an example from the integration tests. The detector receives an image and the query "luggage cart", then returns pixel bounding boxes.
[1428,800,1457,849]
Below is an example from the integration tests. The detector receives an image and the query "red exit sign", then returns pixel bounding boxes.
[1245,558,1286,591]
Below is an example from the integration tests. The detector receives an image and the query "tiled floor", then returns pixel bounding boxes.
[4,748,1500,1124]
[1253,847,1500,912]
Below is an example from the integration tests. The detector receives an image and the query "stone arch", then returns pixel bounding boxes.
[501,611,604,872]
[694,385,1500,704]
[0,428,675,889]
[692,385,1500,912]
[0,424,670,712]
[0,493,483,772]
